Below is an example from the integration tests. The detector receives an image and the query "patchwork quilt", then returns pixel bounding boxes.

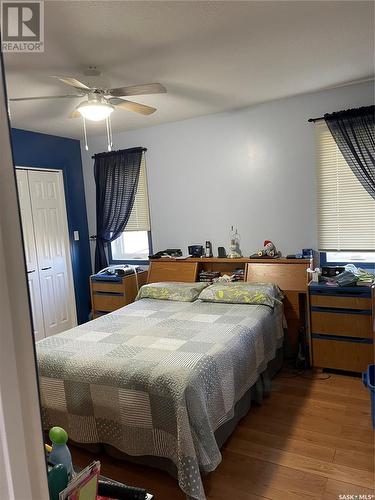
[37,298,284,500]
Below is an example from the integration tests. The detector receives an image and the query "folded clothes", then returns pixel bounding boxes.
[336,271,359,287]
[345,264,375,285]
[322,265,375,287]
[322,270,358,287]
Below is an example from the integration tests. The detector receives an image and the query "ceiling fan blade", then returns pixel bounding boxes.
[110,98,156,115]
[68,109,81,119]
[9,94,84,102]
[51,76,91,91]
[108,83,166,97]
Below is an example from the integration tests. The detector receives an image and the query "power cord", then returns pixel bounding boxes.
[127,264,139,292]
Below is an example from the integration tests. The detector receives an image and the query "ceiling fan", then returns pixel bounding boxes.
[9,70,167,151]
[9,75,167,121]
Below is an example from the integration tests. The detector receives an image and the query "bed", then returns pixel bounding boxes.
[36,283,284,500]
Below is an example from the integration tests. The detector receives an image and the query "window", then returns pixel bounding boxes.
[110,155,151,262]
[325,251,375,264]
[316,121,375,251]
[111,230,150,261]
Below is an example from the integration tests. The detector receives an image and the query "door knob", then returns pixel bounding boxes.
[41,267,52,271]
[27,270,36,274]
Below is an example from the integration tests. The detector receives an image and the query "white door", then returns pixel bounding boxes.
[16,169,45,341]
[27,170,77,336]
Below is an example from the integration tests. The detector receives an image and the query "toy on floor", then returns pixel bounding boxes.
[49,426,73,480]
[48,463,68,500]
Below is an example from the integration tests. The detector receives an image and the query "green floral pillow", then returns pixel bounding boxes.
[198,282,282,308]
[136,282,208,302]
[244,282,284,301]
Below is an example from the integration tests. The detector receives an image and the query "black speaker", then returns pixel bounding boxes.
[188,245,204,257]
[218,246,227,258]
[321,266,345,277]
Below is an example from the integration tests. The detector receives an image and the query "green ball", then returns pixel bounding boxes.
[49,427,68,445]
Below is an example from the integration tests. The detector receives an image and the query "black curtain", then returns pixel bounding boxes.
[94,147,144,272]
[324,105,375,199]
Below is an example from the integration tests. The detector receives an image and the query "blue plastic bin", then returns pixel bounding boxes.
[362,364,375,429]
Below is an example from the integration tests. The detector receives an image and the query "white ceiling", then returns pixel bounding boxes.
[4,0,374,139]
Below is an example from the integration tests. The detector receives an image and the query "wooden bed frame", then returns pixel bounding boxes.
[147,257,313,356]
[147,260,199,283]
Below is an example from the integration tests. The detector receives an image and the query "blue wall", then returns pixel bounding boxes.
[11,128,91,324]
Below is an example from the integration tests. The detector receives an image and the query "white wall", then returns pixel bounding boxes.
[82,81,373,265]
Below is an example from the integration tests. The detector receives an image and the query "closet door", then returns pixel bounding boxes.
[28,170,76,336]
[16,170,45,341]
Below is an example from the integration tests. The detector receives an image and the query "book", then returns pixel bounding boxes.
[59,461,100,500]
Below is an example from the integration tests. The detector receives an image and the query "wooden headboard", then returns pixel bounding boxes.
[147,261,198,283]
[245,259,311,355]
[245,261,309,292]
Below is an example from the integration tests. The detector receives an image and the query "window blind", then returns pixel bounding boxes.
[316,121,375,251]
[125,153,151,231]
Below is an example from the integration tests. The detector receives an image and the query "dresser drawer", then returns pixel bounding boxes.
[91,281,125,294]
[312,336,373,372]
[310,295,372,310]
[92,292,126,312]
[311,310,373,339]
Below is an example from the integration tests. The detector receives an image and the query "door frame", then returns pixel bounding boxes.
[0,56,49,499]
[15,166,78,328]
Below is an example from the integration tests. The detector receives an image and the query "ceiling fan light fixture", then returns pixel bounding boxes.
[77,100,114,121]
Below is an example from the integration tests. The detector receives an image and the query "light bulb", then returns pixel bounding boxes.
[77,101,114,122]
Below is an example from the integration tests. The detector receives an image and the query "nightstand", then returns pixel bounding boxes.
[309,282,374,373]
[90,271,148,318]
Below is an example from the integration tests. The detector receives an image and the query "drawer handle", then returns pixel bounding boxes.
[41,267,52,271]
[93,291,124,297]
[312,333,373,344]
[311,306,371,315]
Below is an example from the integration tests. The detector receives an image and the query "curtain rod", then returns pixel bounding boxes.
[309,104,374,123]
[91,147,147,159]
[308,116,324,123]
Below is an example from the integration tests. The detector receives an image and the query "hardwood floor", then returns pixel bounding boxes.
[71,371,374,499]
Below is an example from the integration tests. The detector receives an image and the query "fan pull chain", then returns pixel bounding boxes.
[108,115,113,149]
[83,117,89,151]
[105,118,112,151]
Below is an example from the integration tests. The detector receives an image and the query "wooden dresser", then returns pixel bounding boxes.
[90,271,148,318]
[148,257,313,355]
[309,282,375,373]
